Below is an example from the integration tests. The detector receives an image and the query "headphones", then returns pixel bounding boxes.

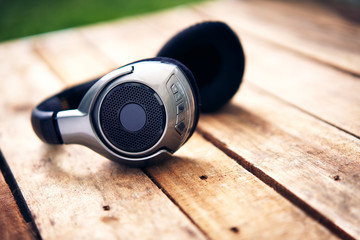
[31,21,245,166]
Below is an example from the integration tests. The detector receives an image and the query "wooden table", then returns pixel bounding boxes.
[1,1,359,239]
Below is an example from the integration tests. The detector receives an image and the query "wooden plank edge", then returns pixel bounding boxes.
[141,167,210,240]
[195,127,355,240]
[238,28,360,79]
[247,82,360,142]
[0,150,40,240]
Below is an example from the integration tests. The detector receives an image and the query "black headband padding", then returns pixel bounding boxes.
[31,79,97,144]
[157,21,245,112]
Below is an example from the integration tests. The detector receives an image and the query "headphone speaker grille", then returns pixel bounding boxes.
[99,82,165,153]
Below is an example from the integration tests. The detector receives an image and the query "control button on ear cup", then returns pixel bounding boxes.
[176,102,185,114]
[166,74,192,139]
[171,84,179,94]
[174,92,183,102]
[176,112,185,124]
[175,122,186,135]
[119,103,146,132]
[171,82,184,102]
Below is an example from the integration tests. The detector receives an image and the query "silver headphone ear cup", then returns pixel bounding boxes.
[50,59,199,166]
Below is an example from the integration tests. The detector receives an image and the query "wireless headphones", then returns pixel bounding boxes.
[31,21,245,166]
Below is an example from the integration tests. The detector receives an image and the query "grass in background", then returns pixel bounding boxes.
[0,0,208,42]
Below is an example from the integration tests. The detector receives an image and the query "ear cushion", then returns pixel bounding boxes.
[157,21,245,112]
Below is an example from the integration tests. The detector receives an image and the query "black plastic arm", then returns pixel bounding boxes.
[31,79,98,144]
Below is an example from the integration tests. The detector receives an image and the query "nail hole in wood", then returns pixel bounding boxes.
[103,205,110,211]
[200,175,208,180]
[333,175,340,181]
[230,227,239,233]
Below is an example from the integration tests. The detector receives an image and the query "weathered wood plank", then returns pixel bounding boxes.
[196,0,360,75]
[37,11,341,239]
[240,35,360,137]
[0,167,34,240]
[0,40,205,240]
[33,30,116,85]
[147,133,338,240]
[198,83,360,239]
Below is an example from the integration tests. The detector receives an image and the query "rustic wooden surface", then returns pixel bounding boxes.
[0,154,34,240]
[0,0,359,239]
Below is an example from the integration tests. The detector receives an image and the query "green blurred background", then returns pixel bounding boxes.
[0,0,207,42]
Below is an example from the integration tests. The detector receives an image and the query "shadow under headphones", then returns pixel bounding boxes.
[31,21,245,166]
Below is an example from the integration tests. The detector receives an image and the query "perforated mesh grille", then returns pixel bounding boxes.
[99,82,165,152]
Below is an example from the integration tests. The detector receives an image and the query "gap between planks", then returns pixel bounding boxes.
[141,167,211,240]
[0,151,38,240]
[195,127,353,240]
[247,82,360,142]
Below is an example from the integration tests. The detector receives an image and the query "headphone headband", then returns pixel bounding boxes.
[31,79,98,144]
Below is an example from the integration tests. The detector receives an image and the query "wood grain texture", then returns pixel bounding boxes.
[111,10,360,237]
[195,0,360,138]
[147,133,338,240]
[198,83,360,239]
[86,5,360,238]
[0,40,205,240]
[30,11,340,239]
[0,170,33,240]
[196,0,360,75]
[33,30,116,85]
[240,35,360,137]
[1,1,358,239]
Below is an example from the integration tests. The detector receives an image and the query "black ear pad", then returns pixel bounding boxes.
[157,21,245,112]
